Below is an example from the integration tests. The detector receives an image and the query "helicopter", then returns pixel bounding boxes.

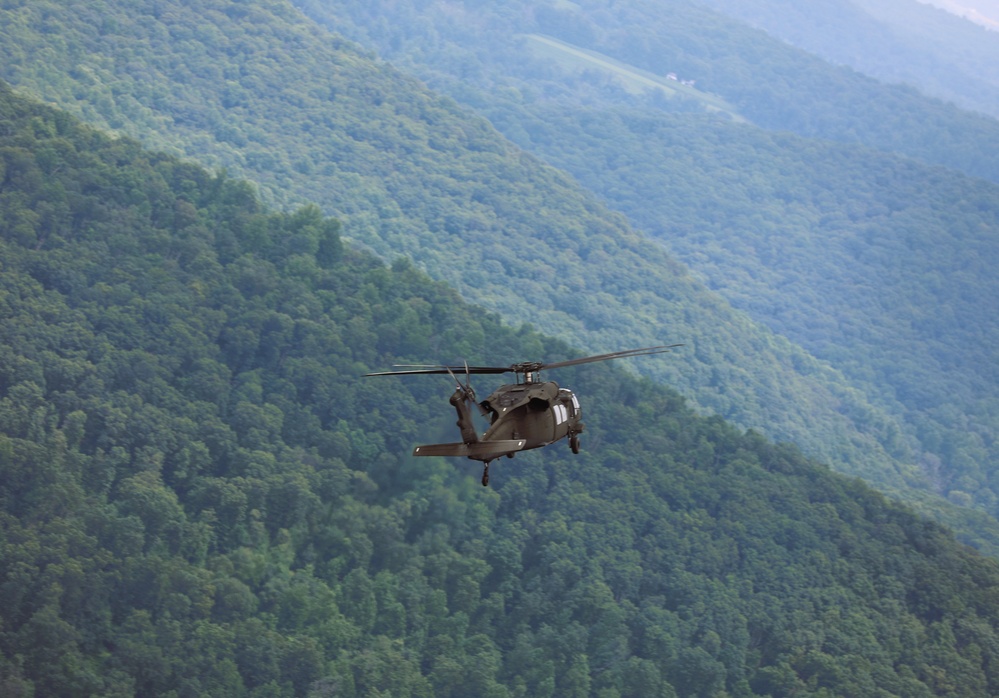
[365,345,681,486]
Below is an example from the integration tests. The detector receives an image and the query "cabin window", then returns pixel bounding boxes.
[553,404,568,424]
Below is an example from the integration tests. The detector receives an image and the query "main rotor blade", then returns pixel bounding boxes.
[540,344,683,371]
[365,345,682,378]
[364,365,511,377]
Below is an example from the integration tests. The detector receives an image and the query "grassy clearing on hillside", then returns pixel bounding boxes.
[522,34,744,120]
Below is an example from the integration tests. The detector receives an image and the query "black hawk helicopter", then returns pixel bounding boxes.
[365,345,680,485]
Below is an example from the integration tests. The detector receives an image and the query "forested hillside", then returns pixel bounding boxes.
[8,78,999,698]
[514,108,999,517]
[289,0,999,539]
[0,0,948,530]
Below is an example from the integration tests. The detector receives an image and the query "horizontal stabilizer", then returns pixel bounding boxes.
[413,439,527,459]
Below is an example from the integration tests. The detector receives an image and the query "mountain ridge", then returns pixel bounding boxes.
[4,0,999,548]
[289,0,999,540]
[0,0,917,488]
[5,77,999,697]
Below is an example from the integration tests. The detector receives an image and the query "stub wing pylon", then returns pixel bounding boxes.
[412,439,527,460]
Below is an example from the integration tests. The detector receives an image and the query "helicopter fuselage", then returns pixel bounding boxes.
[409,377,583,482]
[478,379,581,455]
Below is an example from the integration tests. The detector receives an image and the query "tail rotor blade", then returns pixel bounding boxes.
[444,362,477,405]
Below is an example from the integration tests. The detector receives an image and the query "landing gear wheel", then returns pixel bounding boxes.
[481,462,490,487]
[570,433,580,454]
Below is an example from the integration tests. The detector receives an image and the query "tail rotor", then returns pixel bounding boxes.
[444,361,474,403]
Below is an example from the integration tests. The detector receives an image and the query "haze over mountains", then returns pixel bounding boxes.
[927,0,999,30]
[696,0,999,119]
[926,0,999,21]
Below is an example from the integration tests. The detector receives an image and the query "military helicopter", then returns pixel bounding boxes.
[365,345,680,485]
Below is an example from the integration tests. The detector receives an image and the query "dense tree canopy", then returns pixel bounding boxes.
[292,0,999,545]
[5,79,999,697]
[502,105,999,518]
[0,0,960,536]
[4,1,999,691]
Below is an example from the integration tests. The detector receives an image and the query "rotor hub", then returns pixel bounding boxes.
[510,361,544,380]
